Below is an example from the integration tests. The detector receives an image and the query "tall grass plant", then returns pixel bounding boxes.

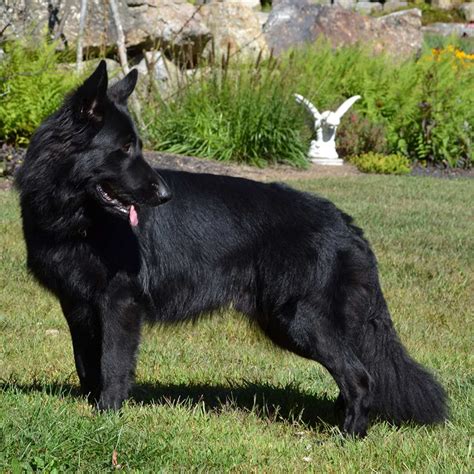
[143,57,309,167]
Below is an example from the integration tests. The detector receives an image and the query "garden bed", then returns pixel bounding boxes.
[2,145,472,191]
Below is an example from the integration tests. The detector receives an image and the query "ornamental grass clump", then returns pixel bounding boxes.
[143,56,308,168]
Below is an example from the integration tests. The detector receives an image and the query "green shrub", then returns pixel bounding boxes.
[337,112,388,158]
[398,45,474,167]
[0,38,84,145]
[350,152,411,175]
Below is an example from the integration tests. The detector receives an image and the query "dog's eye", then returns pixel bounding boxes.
[121,142,133,154]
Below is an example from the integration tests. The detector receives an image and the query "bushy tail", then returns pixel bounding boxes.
[357,304,448,425]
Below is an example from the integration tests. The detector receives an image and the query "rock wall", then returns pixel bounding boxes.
[0,0,471,69]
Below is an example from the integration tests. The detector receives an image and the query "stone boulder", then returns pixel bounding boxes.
[200,3,269,61]
[0,0,211,66]
[333,0,357,8]
[422,22,474,38]
[459,3,474,22]
[431,0,455,10]
[355,2,383,15]
[264,5,423,59]
[196,0,262,8]
[383,1,409,13]
[134,51,183,99]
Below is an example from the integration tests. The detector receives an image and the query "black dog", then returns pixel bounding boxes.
[16,61,447,437]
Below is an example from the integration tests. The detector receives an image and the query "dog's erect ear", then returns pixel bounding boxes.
[107,69,138,105]
[74,60,108,122]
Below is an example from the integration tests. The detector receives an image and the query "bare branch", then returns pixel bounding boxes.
[76,0,88,73]
[109,0,129,74]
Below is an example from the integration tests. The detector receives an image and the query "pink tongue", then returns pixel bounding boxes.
[129,205,139,227]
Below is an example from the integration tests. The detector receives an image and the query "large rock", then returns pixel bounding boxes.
[135,51,183,99]
[123,0,211,66]
[0,0,211,66]
[264,5,423,59]
[200,3,269,60]
[355,2,383,14]
[196,0,261,7]
[431,0,455,10]
[333,0,357,8]
[422,22,474,38]
[459,3,474,22]
[383,1,409,13]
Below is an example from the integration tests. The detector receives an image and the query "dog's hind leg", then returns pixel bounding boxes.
[262,300,374,437]
[60,299,102,404]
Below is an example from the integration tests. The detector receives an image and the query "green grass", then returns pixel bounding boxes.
[1,176,473,471]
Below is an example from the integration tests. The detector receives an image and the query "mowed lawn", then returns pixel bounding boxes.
[0,176,472,472]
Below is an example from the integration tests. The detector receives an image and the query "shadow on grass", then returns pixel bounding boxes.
[1,378,341,431]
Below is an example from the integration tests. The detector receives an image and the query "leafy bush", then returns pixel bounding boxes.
[398,45,474,167]
[0,38,83,145]
[350,152,411,175]
[337,112,388,158]
[141,40,473,167]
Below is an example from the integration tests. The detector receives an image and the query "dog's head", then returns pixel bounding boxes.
[70,60,171,227]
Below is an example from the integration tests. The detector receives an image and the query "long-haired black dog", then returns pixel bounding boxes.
[16,61,447,437]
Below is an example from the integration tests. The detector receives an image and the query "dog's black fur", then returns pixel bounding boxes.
[16,61,447,437]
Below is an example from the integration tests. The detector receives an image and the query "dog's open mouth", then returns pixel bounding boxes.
[96,184,139,227]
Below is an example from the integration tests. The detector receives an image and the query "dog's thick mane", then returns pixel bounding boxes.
[16,97,104,237]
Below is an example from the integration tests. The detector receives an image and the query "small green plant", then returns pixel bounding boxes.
[0,38,84,145]
[350,152,411,175]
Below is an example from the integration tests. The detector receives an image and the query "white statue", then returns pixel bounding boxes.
[294,94,361,166]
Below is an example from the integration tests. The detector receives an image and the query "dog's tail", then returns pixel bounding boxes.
[356,298,448,425]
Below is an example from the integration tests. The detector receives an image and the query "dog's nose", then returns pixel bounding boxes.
[152,180,172,204]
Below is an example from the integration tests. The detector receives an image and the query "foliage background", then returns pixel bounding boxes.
[0,38,473,168]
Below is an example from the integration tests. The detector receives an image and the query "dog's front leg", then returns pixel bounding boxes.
[97,273,144,411]
[60,298,101,403]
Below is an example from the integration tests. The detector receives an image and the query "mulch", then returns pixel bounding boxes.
[145,151,361,182]
[146,151,474,181]
[0,146,472,191]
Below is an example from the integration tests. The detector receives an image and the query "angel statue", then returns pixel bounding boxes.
[294,94,361,165]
